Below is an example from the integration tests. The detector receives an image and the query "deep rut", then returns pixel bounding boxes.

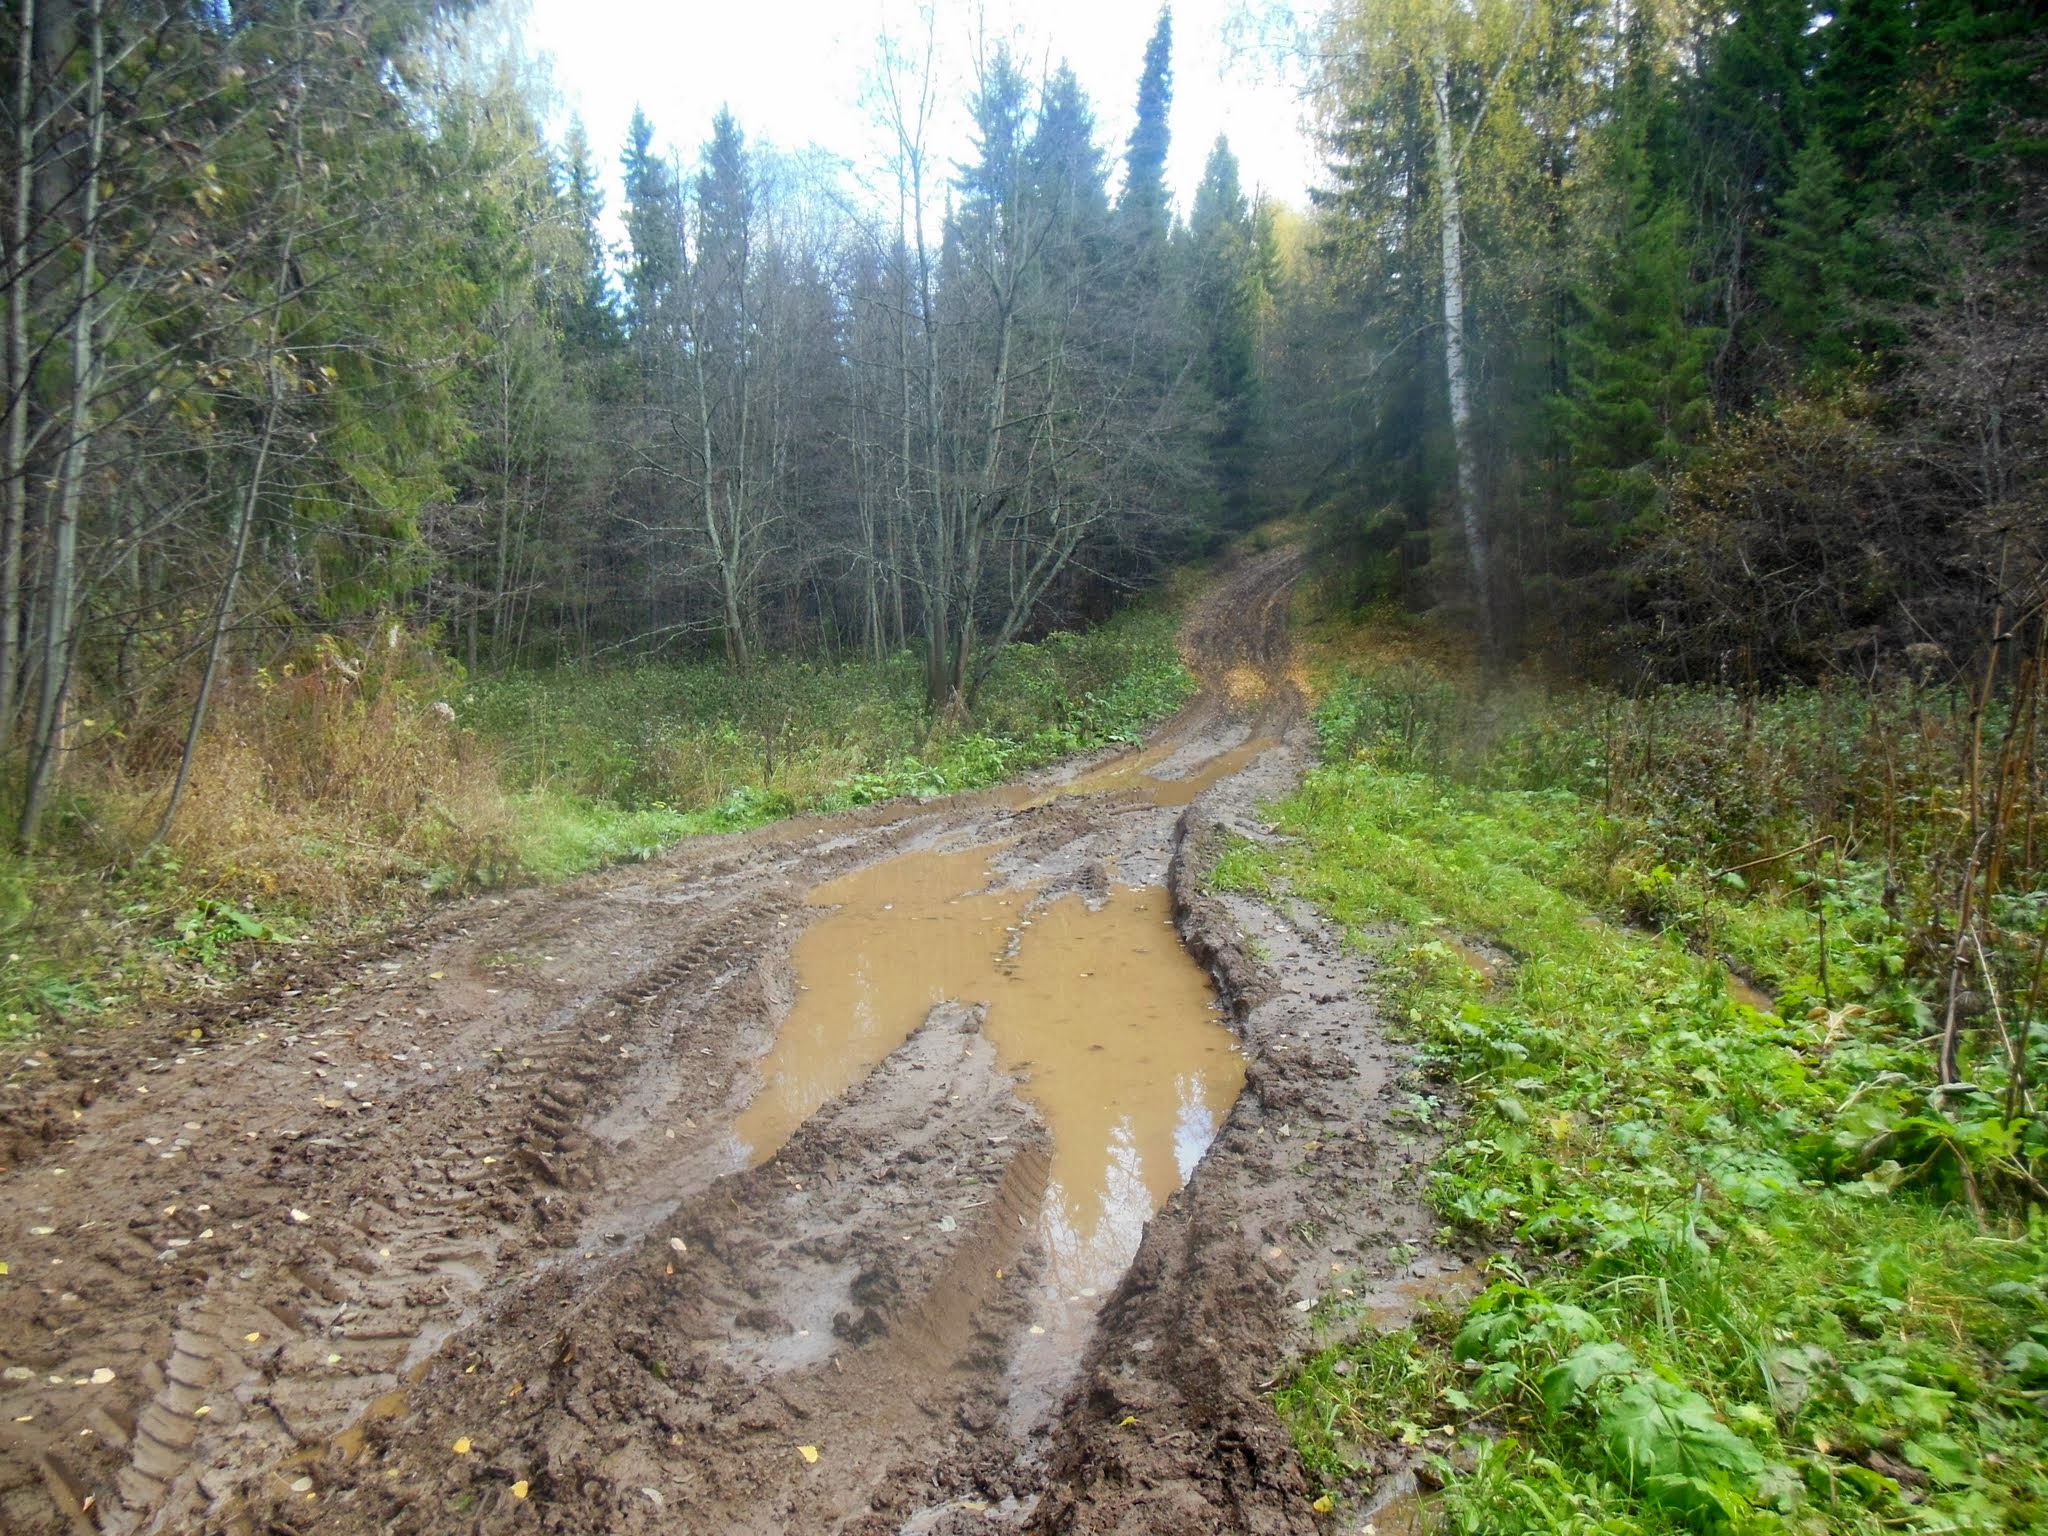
[0,548,1458,1535]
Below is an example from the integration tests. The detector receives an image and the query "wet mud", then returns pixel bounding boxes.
[0,547,1458,1534]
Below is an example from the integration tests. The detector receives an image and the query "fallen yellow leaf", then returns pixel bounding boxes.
[511,1479,530,1499]
[1116,1414,1138,1428]
[453,1436,472,1455]
[243,1332,261,1343]
[1311,1493,1334,1514]
[797,1445,819,1464]
[0,1261,9,1275]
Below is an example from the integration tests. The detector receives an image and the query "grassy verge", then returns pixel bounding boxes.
[464,600,1194,824]
[0,600,1193,1042]
[1216,607,2047,1534]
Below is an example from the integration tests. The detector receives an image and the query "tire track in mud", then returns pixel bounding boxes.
[0,547,1463,1535]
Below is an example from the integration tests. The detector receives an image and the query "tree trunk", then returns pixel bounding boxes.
[152,365,282,848]
[152,0,306,848]
[490,352,513,667]
[19,0,103,850]
[1,0,35,770]
[721,557,750,672]
[1431,55,1492,655]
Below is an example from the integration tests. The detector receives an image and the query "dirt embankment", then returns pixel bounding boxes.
[0,548,1462,1535]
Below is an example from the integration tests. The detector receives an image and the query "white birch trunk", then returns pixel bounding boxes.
[1431,54,1491,653]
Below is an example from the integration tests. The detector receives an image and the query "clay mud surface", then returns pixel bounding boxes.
[0,548,1462,1535]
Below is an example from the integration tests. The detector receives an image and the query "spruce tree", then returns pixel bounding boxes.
[1028,65,1111,248]
[553,117,621,351]
[1559,115,1718,553]
[619,109,684,349]
[1814,0,1913,187]
[1756,137,1855,376]
[1117,8,1173,250]
[1188,137,1261,531]
[695,109,755,355]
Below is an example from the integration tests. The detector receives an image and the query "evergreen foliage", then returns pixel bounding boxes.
[1187,137,1265,532]
[1117,7,1175,249]
[1289,0,2044,677]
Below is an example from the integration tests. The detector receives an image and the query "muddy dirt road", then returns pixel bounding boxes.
[0,549,1461,1535]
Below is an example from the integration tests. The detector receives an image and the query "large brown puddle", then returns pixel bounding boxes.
[982,885,1242,1292]
[733,841,1243,1301]
[1005,734,1278,809]
[730,844,1023,1160]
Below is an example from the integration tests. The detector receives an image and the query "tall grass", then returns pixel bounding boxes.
[465,604,1194,813]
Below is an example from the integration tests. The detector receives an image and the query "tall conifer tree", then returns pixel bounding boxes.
[1118,8,1174,249]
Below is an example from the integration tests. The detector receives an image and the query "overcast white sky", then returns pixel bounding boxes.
[524,0,1323,229]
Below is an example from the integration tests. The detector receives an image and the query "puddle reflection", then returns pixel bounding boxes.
[735,848,1243,1300]
[984,886,1243,1294]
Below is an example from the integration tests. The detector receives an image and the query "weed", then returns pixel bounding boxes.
[1229,629,2048,1532]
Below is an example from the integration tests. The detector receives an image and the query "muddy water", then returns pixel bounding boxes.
[730,844,1021,1162]
[984,885,1243,1293]
[1726,969,1778,1015]
[1016,734,1278,808]
[737,845,1243,1305]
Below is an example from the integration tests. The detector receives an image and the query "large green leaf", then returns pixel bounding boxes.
[1597,1375,1765,1512]
[1541,1340,1639,1414]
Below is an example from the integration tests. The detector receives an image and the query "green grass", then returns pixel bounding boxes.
[1220,670,2048,1533]
[503,795,697,882]
[465,602,1194,818]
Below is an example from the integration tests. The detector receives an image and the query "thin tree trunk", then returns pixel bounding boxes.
[115,501,139,716]
[1,0,35,769]
[18,0,103,850]
[490,349,512,666]
[152,365,282,848]
[1431,54,1490,656]
[151,3,304,848]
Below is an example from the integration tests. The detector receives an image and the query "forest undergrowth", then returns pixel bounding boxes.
[1217,596,2048,1534]
[0,599,1191,1042]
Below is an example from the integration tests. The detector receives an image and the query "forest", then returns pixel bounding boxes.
[0,0,1251,859]
[1,2,2045,1532]
[1,0,2040,843]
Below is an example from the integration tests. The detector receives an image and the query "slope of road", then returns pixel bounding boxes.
[0,548,1466,1535]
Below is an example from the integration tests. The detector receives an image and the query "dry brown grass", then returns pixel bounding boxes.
[1287,581,1484,705]
[95,636,518,917]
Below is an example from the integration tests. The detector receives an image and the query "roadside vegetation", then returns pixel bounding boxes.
[0,600,1190,1042]
[1218,601,2047,1534]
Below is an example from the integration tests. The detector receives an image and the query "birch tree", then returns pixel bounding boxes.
[1320,0,1542,651]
